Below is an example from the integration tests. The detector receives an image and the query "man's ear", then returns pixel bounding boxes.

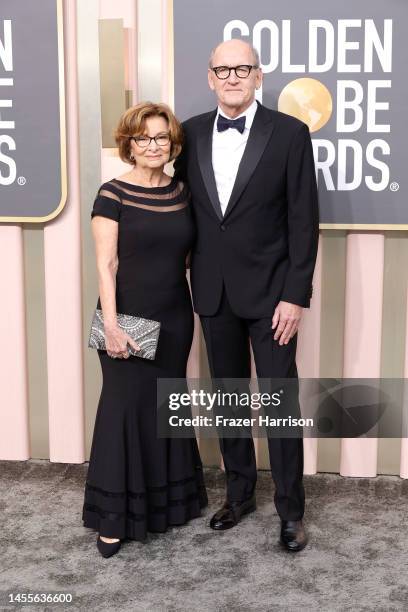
[208,69,215,91]
[255,69,263,90]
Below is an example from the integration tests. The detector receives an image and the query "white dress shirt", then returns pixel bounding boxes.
[212,98,258,216]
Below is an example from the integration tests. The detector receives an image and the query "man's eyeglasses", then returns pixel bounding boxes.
[130,133,171,148]
[211,65,259,80]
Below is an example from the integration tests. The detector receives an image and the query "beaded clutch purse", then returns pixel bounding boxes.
[88,308,161,360]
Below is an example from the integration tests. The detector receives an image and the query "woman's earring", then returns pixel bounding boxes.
[130,152,134,160]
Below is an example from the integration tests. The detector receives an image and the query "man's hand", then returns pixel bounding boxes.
[271,301,303,345]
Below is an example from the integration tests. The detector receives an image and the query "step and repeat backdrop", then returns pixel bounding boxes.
[0,0,407,477]
[0,0,66,221]
[173,0,408,229]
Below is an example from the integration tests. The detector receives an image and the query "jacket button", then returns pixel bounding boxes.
[220,224,226,231]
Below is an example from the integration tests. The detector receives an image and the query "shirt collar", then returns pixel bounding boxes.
[215,98,258,132]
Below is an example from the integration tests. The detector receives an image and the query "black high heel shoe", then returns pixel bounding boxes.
[96,535,121,558]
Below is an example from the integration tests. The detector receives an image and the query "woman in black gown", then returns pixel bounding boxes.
[82,102,207,557]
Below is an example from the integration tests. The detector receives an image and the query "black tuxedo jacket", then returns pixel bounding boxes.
[174,101,320,318]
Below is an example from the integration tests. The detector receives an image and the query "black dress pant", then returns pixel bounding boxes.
[200,285,305,521]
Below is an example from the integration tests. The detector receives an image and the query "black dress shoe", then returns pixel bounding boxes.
[210,495,256,530]
[279,519,308,552]
[97,535,121,558]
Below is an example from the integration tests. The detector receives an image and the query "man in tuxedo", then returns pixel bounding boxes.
[174,39,319,552]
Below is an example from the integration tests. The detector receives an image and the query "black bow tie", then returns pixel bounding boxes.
[217,114,246,134]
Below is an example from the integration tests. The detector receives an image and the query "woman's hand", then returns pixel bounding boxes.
[105,324,140,359]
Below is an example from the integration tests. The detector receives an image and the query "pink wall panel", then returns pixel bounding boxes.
[400,287,408,479]
[99,0,136,26]
[340,234,384,477]
[161,0,170,104]
[101,149,129,183]
[298,235,322,475]
[43,0,85,463]
[0,227,30,460]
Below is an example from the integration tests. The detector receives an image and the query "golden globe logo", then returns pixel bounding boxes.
[278,78,333,132]
[225,18,393,192]
[278,77,390,192]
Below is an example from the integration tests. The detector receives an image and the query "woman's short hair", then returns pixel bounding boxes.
[115,101,183,165]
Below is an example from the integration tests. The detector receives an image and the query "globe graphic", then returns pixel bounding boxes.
[278,78,333,133]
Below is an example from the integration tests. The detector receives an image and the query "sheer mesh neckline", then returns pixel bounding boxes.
[112,175,177,192]
[98,176,189,212]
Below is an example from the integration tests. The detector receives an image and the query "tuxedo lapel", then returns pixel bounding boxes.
[223,103,275,220]
[196,110,223,221]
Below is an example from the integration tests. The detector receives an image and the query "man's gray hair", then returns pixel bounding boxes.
[208,40,260,69]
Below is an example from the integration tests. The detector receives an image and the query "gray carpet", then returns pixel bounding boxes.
[1,460,407,612]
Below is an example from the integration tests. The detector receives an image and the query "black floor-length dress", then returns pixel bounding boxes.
[82,176,208,541]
